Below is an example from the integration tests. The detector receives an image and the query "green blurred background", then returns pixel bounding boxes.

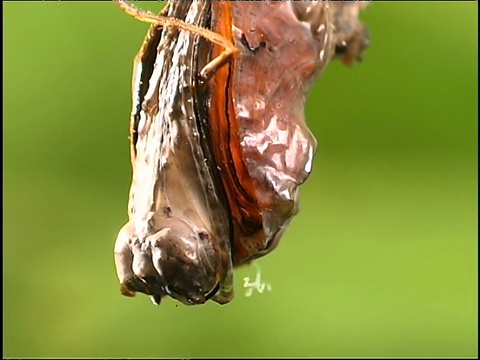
[4,2,478,358]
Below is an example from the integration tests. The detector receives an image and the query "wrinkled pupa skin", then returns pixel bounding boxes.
[115,2,234,306]
[114,1,369,306]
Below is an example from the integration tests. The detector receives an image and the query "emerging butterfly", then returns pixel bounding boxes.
[113,0,369,306]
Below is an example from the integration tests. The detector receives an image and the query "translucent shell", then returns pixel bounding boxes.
[210,2,369,267]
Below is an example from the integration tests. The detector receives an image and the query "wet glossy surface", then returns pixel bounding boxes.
[210,2,369,266]
[115,2,234,306]
[230,2,333,265]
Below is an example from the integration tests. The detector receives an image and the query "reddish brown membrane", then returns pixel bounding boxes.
[209,1,369,267]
